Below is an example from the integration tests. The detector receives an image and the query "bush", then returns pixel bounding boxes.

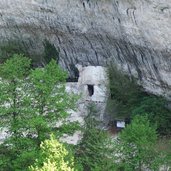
[75,104,117,171]
[0,41,30,63]
[114,115,163,171]
[29,135,75,171]
[132,96,171,135]
[108,63,171,136]
[107,64,144,118]
[0,55,78,170]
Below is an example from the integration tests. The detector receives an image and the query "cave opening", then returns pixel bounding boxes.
[87,84,94,96]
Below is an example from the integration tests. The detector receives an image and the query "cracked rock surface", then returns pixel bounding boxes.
[1,0,171,97]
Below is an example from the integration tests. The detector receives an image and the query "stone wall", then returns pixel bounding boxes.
[62,65,109,144]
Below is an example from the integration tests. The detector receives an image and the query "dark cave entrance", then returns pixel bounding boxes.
[87,84,94,96]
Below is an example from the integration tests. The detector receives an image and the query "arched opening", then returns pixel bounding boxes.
[87,85,94,96]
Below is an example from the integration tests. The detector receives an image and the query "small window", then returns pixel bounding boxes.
[87,85,94,96]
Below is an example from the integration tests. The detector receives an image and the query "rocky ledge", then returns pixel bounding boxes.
[0,0,171,97]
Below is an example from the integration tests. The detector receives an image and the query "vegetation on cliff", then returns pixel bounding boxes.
[0,55,170,170]
[108,64,171,136]
[0,55,78,170]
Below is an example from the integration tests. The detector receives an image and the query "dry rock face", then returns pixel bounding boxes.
[62,65,108,144]
[1,0,171,97]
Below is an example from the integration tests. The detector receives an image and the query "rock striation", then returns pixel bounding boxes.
[1,0,171,97]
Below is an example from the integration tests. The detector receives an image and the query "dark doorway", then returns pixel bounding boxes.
[87,85,94,96]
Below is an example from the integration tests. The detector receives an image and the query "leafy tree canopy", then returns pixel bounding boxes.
[29,135,75,171]
[115,115,163,171]
[0,55,78,170]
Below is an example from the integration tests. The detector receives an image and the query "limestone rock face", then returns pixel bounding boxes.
[62,65,108,144]
[1,0,171,97]
[66,65,108,102]
[77,65,108,102]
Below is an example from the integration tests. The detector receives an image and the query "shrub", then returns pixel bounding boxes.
[76,104,117,171]
[114,115,163,171]
[107,64,144,118]
[29,135,75,171]
[132,96,171,135]
[108,63,171,136]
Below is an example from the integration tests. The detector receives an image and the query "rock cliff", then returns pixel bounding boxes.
[1,0,171,97]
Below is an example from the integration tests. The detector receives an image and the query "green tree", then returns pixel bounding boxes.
[0,56,78,170]
[29,135,75,171]
[132,96,171,135]
[76,104,116,171]
[27,59,78,145]
[108,64,171,136]
[0,54,35,170]
[0,54,31,137]
[0,41,30,63]
[107,64,143,118]
[115,115,162,171]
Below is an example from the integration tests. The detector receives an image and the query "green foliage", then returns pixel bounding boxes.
[132,96,171,135]
[28,59,78,144]
[0,41,30,63]
[76,104,117,171]
[0,54,31,79]
[108,64,171,135]
[115,115,163,171]
[43,39,59,65]
[29,134,75,171]
[57,121,80,136]
[0,54,31,132]
[0,54,36,171]
[156,138,171,169]
[0,56,78,170]
[0,40,59,67]
[11,143,39,171]
[107,64,143,118]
